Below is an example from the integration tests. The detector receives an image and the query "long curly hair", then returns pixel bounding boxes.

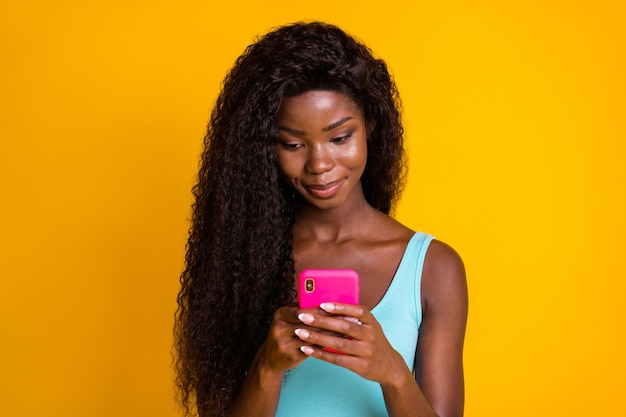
[174,21,407,417]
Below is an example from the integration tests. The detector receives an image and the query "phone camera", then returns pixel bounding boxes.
[305,278,315,292]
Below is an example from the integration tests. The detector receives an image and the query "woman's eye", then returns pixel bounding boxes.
[331,132,353,143]
[278,142,303,150]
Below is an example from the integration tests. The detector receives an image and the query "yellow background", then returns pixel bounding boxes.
[1,1,624,416]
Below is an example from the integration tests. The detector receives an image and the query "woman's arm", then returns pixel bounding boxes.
[226,306,309,417]
[296,303,438,417]
[414,240,468,417]
[294,239,468,417]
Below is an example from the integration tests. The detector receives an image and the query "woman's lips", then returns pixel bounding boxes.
[305,180,343,198]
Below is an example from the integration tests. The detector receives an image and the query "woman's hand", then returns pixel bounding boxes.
[293,302,410,386]
[227,305,313,417]
[256,305,312,373]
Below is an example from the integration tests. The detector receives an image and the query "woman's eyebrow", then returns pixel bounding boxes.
[278,126,305,135]
[278,116,355,135]
[322,116,354,132]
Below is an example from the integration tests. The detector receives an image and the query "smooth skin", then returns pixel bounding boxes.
[227,91,468,417]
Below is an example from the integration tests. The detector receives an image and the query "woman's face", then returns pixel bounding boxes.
[276,90,368,211]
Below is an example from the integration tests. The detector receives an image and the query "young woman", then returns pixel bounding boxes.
[175,21,468,417]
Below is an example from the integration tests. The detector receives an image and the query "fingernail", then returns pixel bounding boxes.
[295,328,310,339]
[298,313,315,324]
[320,302,335,312]
[300,346,314,355]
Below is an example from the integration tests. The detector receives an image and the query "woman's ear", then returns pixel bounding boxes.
[366,118,377,137]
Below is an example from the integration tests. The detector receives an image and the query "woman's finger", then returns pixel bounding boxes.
[319,302,369,323]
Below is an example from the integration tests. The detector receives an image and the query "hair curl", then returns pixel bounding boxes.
[174,21,407,417]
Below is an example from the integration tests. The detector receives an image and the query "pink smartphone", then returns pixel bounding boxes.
[298,269,360,309]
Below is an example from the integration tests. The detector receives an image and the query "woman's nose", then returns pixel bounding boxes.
[305,144,335,174]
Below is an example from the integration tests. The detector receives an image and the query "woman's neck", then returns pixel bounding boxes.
[293,188,380,244]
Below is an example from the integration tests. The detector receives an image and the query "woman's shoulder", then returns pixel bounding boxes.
[424,240,465,274]
[421,239,468,312]
[367,209,415,242]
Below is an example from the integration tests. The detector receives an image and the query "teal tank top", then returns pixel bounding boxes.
[275,232,434,417]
